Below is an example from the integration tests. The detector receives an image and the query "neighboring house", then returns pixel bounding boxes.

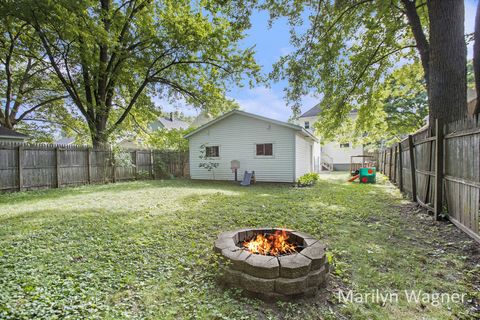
[54,137,75,145]
[118,113,190,149]
[54,113,190,148]
[150,113,189,131]
[190,112,213,128]
[0,127,29,143]
[295,105,364,171]
[185,110,318,183]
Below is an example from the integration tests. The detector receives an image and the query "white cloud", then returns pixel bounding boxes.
[232,87,289,120]
[232,86,319,121]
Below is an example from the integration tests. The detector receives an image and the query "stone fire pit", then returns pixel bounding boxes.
[214,228,328,301]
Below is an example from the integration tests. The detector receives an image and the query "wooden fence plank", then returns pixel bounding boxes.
[18,146,23,192]
[398,142,403,191]
[0,143,189,192]
[408,135,417,202]
[55,147,61,188]
[434,119,444,220]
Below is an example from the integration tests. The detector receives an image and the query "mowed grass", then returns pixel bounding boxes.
[0,174,477,319]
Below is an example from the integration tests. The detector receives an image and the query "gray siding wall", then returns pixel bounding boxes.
[188,113,296,182]
[295,134,314,179]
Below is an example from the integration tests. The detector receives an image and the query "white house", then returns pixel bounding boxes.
[184,110,318,183]
[294,105,364,171]
[0,127,29,143]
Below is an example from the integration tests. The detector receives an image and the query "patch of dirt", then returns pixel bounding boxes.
[397,201,480,316]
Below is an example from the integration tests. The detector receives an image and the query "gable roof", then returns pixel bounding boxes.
[300,104,321,118]
[157,117,189,130]
[299,104,359,118]
[0,127,29,140]
[184,109,318,141]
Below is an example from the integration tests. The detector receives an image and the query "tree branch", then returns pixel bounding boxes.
[32,15,89,119]
[15,95,68,123]
[401,0,429,84]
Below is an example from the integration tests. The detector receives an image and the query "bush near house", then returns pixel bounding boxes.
[297,172,319,187]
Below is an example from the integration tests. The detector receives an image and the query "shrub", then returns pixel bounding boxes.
[297,172,319,187]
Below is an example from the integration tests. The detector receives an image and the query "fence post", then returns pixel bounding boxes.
[111,148,116,183]
[133,150,138,180]
[382,150,386,174]
[150,150,154,179]
[55,147,61,188]
[408,135,417,202]
[380,151,383,173]
[388,147,393,179]
[398,142,403,192]
[393,144,398,183]
[17,146,23,191]
[87,148,91,184]
[434,118,444,220]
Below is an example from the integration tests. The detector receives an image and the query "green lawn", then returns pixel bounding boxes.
[0,174,478,319]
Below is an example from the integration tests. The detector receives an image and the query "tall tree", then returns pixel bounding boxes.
[0,17,66,130]
[473,0,480,114]
[376,62,428,144]
[427,0,466,123]
[6,0,259,146]
[264,0,467,141]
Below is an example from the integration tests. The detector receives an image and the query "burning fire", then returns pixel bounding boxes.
[243,229,297,256]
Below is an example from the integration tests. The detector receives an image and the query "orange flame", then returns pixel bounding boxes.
[243,229,297,256]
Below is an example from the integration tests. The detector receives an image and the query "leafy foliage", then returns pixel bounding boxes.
[296,172,319,187]
[4,0,260,145]
[0,175,477,318]
[0,16,67,132]
[147,128,193,152]
[378,62,428,144]
[355,61,428,147]
[264,0,423,142]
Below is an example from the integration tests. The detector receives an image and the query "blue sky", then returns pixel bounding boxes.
[166,1,479,121]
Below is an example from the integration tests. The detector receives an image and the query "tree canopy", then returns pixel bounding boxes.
[264,0,466,143]
[0,16,67,133]
[4,0,260,146]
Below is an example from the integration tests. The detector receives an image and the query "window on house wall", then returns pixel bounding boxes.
[340,143,350,148]
[256,143,273,156]
[205,146,219,157]
[304,121,310,129]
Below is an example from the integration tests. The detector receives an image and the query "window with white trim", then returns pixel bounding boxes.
[205,146,219,157]
[256,143,273,156]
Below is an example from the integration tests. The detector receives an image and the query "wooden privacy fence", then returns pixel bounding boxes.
[0,142,189,192]
[379,115,480,243]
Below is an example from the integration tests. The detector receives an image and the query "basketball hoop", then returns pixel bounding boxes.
[231,160,240,181]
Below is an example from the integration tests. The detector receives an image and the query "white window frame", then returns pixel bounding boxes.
[205,145,221,158]
[254,143,275,158]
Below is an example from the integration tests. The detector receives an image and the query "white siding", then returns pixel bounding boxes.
[295,113,364,168]
[295,134,314,179]
[188,113,296,182]
[322,142,364,164]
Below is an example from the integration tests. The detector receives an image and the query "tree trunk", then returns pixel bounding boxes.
[402,0,430,86]
[473,0,480,114]
[0,119,14,129]
[91,120,109,148]
[427,0,467,124]
[92,133,109,148]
